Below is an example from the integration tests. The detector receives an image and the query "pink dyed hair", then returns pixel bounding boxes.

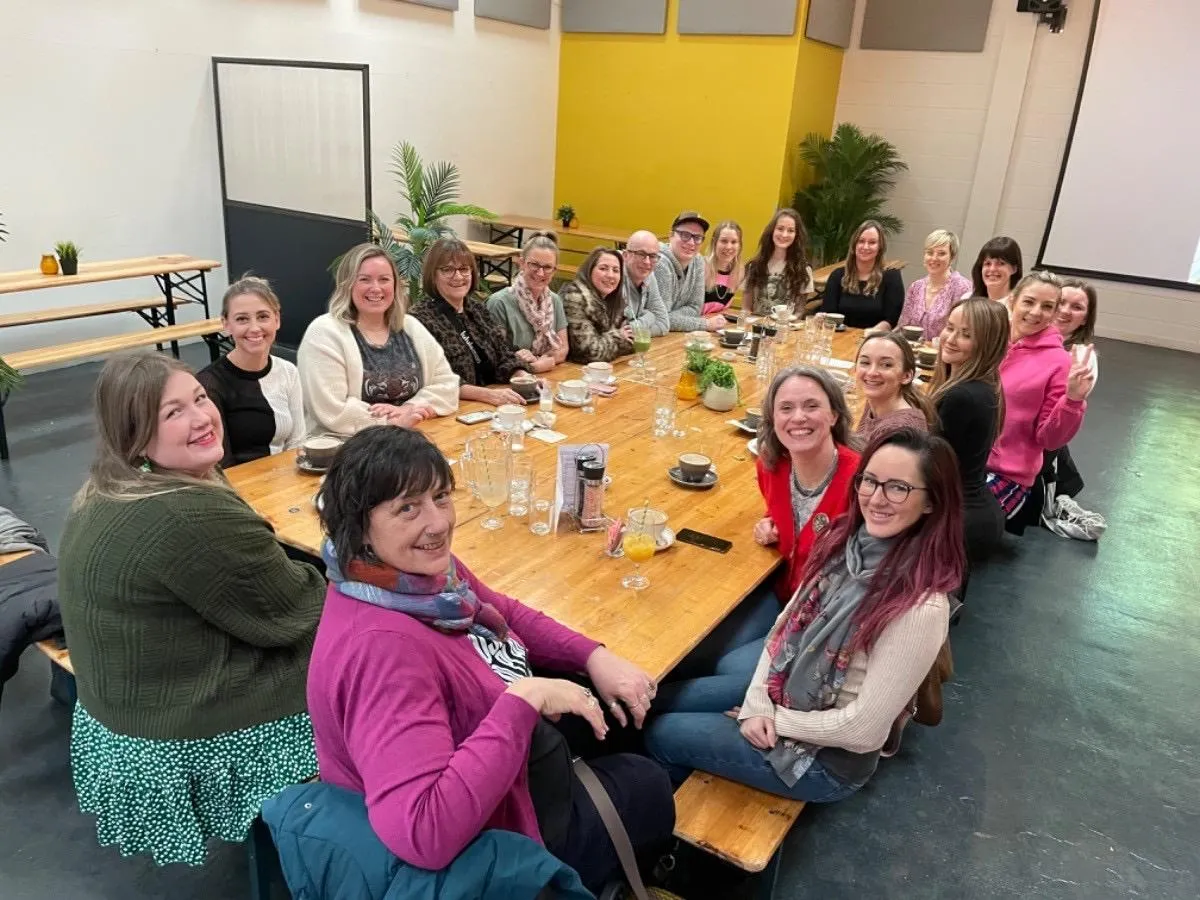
[796,426,965,653]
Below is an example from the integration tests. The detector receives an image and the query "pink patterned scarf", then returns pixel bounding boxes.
[513,273,560,358]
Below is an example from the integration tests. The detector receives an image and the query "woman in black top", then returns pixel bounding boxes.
[927,298,1010,563]
[198,276,305,466]
[409,238,533,407]
[821,220,905,330]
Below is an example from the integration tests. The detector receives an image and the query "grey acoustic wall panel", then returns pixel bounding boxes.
[806,0,855,48]
[678,0,796,35]
[561,0,666,34]
[399,0,458,9]
[475,0,550,29]
[860,0,992,52]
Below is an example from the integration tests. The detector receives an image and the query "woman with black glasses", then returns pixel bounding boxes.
[410,239,534,407]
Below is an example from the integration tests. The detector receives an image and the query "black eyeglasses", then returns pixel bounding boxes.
[524,261,556,275]
[854,473,928,503]
[437,265,473,278]
[673,230,705,245]
[627,249,660,263]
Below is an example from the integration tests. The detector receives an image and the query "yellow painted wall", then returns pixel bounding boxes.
[554,1,843,249]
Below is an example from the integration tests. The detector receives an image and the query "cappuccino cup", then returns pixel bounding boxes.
[496,404,525,430]
[301,435,341,467]
[560,379,589,403]
[901,325,924,343]
[583,361,613,383]
[510,374,539,401]
[678,452,712,483]
[628,507,668,543]
[743,406,763,430]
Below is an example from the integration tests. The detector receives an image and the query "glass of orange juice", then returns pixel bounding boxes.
[621,514,656,591]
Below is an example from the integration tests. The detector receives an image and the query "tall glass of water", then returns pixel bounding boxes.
[470,433,511,530]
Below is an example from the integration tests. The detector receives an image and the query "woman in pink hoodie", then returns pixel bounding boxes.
[986,271,1095,523]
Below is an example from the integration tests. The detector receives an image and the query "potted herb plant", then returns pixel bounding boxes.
[556,203,576,229]
[699,359,740,412]
[55,241,80,276]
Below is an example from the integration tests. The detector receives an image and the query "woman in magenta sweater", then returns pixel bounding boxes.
[307,426,673,891]
[986,271,1095,524]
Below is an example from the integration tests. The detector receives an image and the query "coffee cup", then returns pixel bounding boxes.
[744,406,763,429]
[901,325,924,343]
[917,347,938,367]
[510,374,539,401]
[772,304,790,319]
[720,328,745,346]
[301,435,342,468]
[584,361,613,383]
[825,313,845,330]
[628,507,668,543]
[496,404,525,430]
[678,452,712,483]
[560,379,589,402]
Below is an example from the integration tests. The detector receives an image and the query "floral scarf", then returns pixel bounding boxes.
[513,273,560,358]
[762,526,893,786]
[321,539,511,642]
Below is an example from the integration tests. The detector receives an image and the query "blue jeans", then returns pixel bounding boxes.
[645,654,862,803]
[665,581,783,681]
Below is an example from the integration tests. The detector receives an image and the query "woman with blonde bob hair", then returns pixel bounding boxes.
[58,351,326,866]
[898,229,972,340]
[821,220,906,330]
[297,243,460,436]
[929,298,1010,562]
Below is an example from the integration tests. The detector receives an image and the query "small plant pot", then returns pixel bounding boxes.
[559,218,573,229]
[702,384,739,412]
[59,258,78,276]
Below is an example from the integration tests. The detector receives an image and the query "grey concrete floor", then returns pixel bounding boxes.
[0,338,1197,899]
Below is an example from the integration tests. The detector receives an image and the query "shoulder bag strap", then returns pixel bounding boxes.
[572,759,651,900]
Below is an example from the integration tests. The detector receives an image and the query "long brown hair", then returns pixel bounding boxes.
[841,220,888,296]
[576,247,626,326]
[74,352,226,507]
[1058,277,1098,346]
[854,332,937,430]
[744,209,810,302]
[758,366,851,469]
[928,298,1009,435]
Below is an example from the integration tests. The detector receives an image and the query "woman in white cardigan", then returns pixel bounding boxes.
[297,244,459,436]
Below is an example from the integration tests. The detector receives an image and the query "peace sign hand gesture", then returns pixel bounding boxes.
[1066,344,1096,402]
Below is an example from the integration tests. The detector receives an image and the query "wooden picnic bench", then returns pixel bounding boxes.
[812,258,907,293]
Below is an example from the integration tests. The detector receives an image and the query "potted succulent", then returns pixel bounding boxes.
[699,359,740,412]
[555,203,576,229]
[55,240,80,276]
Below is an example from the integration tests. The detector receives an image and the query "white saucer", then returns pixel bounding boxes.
[747,438,759,456]
[726,418,759,436]
[555,393,589,408]
[492,419,535,433]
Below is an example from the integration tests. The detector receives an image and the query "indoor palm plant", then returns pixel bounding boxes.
[368,141,495,298]
[792,123,908,266]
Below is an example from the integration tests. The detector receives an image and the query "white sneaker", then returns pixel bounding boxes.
[1045,495,1107,541]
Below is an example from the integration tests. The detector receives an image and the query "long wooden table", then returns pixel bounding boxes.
[228,329,863,681]
[482,214,636,249]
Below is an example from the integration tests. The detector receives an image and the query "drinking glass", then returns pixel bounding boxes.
[630,322,652,369]
[621,513,656,591]
[756,339,776,382]
[509,458,533,517]
[470,433,511,530]
[528,475,555,536]
[652,386,676,438]
[458,447,479,498]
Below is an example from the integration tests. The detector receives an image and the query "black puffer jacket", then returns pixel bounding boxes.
[0,552,62,690]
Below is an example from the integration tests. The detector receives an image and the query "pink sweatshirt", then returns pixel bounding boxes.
[987,326,1086,487]
[307,557,600,870]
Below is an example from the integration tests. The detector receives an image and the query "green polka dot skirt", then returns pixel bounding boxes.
[71,703,317,866]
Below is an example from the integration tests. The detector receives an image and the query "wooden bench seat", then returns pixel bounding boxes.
[0,296,180,330]
[673,771,804,893]
[5,317,223,373]
[35,639,73,675]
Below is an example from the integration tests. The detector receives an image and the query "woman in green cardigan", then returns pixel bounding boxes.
[58,351,326,865]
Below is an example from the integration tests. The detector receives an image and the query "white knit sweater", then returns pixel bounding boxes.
[296,313,460,437]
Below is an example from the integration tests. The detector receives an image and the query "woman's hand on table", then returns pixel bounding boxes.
[530,355,557,374]
[479,387,527,407]
[619,323,634,342]
[704,315,727,332]
[739,715,777,750]
[370,403,433,428]
[586,646,657,729]
[515,348,537,366]
[507,677,609,740]
[753,517,780,546]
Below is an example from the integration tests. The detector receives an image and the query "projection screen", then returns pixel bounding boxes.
[1039,0,1200,291]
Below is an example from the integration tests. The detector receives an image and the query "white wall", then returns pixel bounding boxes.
[0,0,559,355]
[834,0,1200,352]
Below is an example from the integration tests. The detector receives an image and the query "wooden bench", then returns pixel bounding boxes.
[0,296,177,330]
[0,317,225,459]
[673,772,804,897]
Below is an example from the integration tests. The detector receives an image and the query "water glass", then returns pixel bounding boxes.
[756,341,775,381]
[528,475,555,536]
[509,458,533,517]
[469,433,511,530]
[458,447,478,498]
[652,386,676,438]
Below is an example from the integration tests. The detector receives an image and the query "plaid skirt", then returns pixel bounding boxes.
[986,473,1030,519]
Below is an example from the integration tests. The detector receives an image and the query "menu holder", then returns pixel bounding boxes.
[553,443,610,532]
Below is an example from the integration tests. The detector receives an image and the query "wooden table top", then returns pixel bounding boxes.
[228,328,864,681]
[0,255,222,295]
[488,214,635,246]
[391,228,519,262]
[812,258,907,292]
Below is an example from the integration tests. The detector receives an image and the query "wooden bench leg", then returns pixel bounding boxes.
[246,816,279,900]
[50,664,77,706]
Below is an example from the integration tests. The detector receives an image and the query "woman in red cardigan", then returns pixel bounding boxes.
[676,367,860,683]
